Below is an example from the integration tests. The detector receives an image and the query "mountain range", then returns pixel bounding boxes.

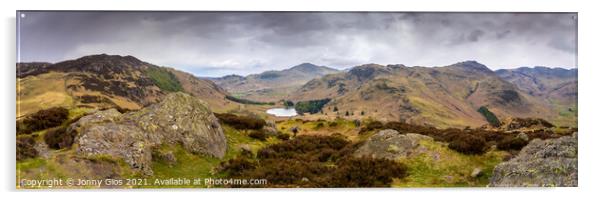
[287,61,577,127]
[17,54,577,128]
[209,63,339,102]
[495,67,577,104]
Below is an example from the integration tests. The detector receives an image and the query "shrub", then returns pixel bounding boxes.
[214,113,266,130]
[220,157,258,177]
[497,137,529,151]
[16,121,30,135]
[328,121,338,127]
[314,122,325,129]
[358,121,384,134]
[234,158,332,187]
[324,157,407,187]
[358,120,493,155]
[17,136,38,161]
[284,100,294,108]
[525,129,555,140]
[357,119,564,155]
[276,132,290,140]
[330,141,365,161]
[294,98,331,114]
[257,135,349,161]
[221,135,407,187]
[44,126,76,149]
[17,107,69,134]
[248,130,268,141]
[448,134,487,155]
[317,149,337,162]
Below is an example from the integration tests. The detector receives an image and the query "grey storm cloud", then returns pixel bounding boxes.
[17,11,577,77]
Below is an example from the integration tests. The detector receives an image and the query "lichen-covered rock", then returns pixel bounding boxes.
[76,123,151,173]
[122,92,226,157]
[354,129,434,160]
[67,108,122,134]
[489,132,577,187]
[73,92,226,175]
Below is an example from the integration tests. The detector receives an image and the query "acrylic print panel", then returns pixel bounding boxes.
[16,11,577,188]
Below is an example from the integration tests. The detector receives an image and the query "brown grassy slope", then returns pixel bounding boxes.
[167,68,240,113]
[17,72,75,118]
[17,54,238,116]
[289,61,558,128]
[495,67,577,126]
[17,55,167,116]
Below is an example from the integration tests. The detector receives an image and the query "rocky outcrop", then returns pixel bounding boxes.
[499,117,555,131]
[122,92,226,157]
[17,62,52,78]
[72,92,227,175]
[489,132,577,187]
[67,109,122,134]
[354,129,434,160]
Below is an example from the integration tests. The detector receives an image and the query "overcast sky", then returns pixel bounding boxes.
[17,11,577,77]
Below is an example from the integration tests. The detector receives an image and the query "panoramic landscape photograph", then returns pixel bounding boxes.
[16,11,577,188]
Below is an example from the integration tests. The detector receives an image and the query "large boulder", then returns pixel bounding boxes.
[489,132,577,187]
[122,92,226,157]
[67,108,122,134]
[76,123,150,172]
[354,129,434,160]
[73,92,227,175]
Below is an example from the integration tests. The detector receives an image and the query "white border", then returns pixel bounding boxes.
[2,0,601,199]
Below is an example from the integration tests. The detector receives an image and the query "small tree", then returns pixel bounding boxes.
[333,106,339,112]
[284,100,294,108]
[345,111,350,116]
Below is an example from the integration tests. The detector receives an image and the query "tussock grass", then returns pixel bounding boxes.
[145,125,277,188]
[393,139,508,187]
